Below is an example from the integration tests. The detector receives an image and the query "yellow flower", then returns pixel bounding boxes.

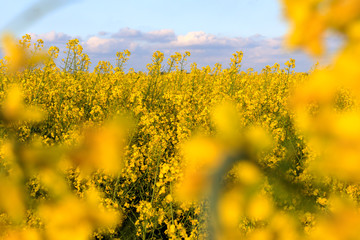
[246,194,273,221]
[2,229,41,240]
[1,33,28,72]
[1,33,48,72]
[1,85,23,121]
[1,84,46,123]
[71,121,126,175]
[0,178,25,222]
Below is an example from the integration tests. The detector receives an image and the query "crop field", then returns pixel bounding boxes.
[1,1,360,240]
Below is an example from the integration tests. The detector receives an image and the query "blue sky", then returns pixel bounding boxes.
[0,0,331,72]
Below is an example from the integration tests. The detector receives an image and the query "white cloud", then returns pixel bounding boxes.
[85,36,120,53]
[145,29,176,42]
[148,29,174,36]
[112,27,142,38]
[172,31,221,46]
[29,31,74,43]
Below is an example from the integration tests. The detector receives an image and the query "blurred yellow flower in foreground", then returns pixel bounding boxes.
[1,33,48,73]
[2,229,41,240]
[282,0,325,55]
[176,137,223,201]
[246,194,273,221]
[244,126,273,153]
[231,161,262,185]
[71,121,127,175]
[39,188,120,240]
[1,33,28,72]
[248,213,300,240]
[0,178,25,222]
[212,102,242,145]
[1,84,45,123]
[310,197,360,240]
[1,85,24,122]
[218,188,244,229]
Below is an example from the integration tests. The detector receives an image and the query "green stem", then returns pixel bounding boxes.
[208,151,248,240]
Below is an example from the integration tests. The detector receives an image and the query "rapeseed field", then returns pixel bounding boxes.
[1,0,360,239]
